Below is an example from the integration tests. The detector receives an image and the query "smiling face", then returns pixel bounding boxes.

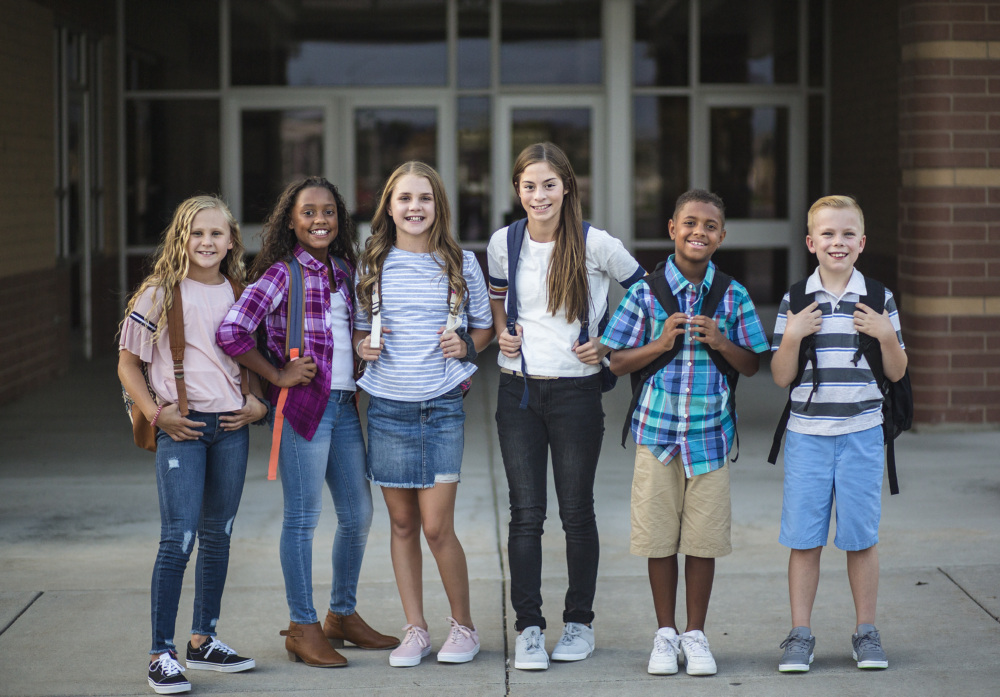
[517,161,566,232]
[668,200,726,270]
[185,207,233,281]
[806,206,866,282]
[389,174,435,252]
[290,186,339,260]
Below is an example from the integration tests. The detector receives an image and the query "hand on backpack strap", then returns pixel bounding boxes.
[852,304,895,342]
[498,325,523,359]
[783,302,822,342]
[275,356,317,387]
[357,327,390,363]
[571,337,607,366]
[688,314,726,349]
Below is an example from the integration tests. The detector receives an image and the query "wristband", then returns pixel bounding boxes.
[150,404,165,427]
[355,338,366,357]
[456,328,477,363]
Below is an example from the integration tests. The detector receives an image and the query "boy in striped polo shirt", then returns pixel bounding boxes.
[602,190,769,676]
[771,195,907,673]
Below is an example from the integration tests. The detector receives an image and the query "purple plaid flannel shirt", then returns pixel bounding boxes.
[217,244,354,441]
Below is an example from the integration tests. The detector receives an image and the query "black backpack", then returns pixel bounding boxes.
[767,277,913,495]
[620,262,741,458]
[505,218,617,409]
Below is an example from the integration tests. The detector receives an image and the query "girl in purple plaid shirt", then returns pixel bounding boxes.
[217,177,399,668]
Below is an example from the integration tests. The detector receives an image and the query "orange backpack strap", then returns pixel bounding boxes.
[267,261,305,481]
[167,285,188,416]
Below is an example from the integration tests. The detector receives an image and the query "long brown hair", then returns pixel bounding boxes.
[356,161,468,315]
[250,176,357,281]
[512,142,588,320]
[122,195,245,344]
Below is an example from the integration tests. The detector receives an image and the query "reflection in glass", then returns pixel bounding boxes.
[633,97,689,239]
[634,0,690,87]
[126,100,220,246]
[458,98,491,241]
[231,0,447,87]
[709,107,788,219]
[509,108,592,221]
[241,110,323,224]
[459,1,491,89]
[354,109,437,221]
[501,1,601,85]
[125,0,219,90]
[700,0,798,84]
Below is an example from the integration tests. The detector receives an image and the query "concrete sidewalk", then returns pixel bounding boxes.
[1,348,998,696]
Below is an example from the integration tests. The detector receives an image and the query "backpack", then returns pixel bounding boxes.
[767,277,913,495]
[504,218,616,409]
[123,278,249,452]
[619,262,741,459]
[263,255,352,480]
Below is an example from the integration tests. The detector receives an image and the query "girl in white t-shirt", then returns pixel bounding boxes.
[353,162,494,668]
[118,196,266,694]
[486,142,644,670]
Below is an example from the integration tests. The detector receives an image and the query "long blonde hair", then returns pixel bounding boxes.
[356,161,468,315]
[512,142,588,320]
[123,195,246,344]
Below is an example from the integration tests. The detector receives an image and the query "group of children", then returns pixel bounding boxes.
[119,141,905,695]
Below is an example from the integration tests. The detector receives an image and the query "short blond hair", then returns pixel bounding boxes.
[807,195,865,235]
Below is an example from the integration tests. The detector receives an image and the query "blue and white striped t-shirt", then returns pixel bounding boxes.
[354,247,493,401]
[771,268,905,436]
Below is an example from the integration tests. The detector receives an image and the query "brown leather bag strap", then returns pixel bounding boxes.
[226,276,251,397]
[167,285,188,416]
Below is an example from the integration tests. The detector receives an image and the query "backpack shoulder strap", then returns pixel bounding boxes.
[505,218,528,333]
[284,259,305,358]
[768,278,816,464]
[167,285,188,416]
[577,221,594,343]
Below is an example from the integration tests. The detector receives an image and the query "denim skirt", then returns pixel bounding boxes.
[366,386,465,488]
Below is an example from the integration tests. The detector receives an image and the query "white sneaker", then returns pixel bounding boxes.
[679,629,717,676]
[513,626,549,670]
[550,622,594,662]
[647,627,679,675]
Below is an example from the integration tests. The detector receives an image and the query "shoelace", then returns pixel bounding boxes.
[558,624,582,645]
[855,630,882,654]
[653,634,675,655]
[683,633,711,657]
[152,653,185,676]
[779,633,811,652]
[522,630,543,652]
[401,624,429,648]
[445,618,475,645]
[199,637,236,657]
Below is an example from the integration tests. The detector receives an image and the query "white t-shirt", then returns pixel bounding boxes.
[487,224,642,377]
[328,290,356,391]
[354,247,493,401]
[119,277,243,413]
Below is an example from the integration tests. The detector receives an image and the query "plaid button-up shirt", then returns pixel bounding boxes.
[602,256,769,477]
[217,245,354,441]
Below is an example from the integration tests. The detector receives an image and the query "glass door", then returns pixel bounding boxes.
[692,93,806,304]
[493,95,604,233]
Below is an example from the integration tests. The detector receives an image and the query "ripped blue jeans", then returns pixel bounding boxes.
[151,412,248,654]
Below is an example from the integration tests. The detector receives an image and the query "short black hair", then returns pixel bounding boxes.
[673,189,726,226]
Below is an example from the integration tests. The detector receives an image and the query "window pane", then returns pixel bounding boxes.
[633,96,689,240]
[232,0,447,87]
[808,96,824,206]
[125,0,219,90]
[699,0,798,84]
[634,0,690,87]
[709,106,789,219]
[458,97,491,241]
[809,0,825,87]
[459,0,491,89]
[501,1,601,85]
[126,100,220,246]
[509,108,592,221]
[241,110,323,224]
[354,108,437,221]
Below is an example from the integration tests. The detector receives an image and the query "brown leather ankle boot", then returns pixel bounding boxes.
[323,610,400,650]
[280,621,348,667]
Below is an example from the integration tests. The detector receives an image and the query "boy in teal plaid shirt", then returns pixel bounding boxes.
[601,190,768,676]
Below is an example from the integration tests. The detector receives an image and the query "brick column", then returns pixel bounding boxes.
[898,1,1000,429]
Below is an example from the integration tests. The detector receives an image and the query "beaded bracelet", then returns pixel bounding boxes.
[150,404,165,427]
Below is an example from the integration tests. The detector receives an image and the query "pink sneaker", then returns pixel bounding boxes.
[389,625,431,667]
[436,617,480,663]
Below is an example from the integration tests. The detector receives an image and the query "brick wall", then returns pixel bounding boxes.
[898,0,1000,428]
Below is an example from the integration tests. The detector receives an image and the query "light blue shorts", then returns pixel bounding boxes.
[366,387,465,489]
[779,425,884,552]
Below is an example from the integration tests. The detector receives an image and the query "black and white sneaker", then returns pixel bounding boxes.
[148,651,190,694]
[186,637,256,672]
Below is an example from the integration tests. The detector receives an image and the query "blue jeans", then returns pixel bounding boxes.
[496,373,605,632]
[279,390,373,624]
[151,412,248,654]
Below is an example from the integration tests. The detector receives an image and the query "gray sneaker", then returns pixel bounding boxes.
[778,626,815,672]
[514,626,549,670]
[852,624,888,669]
[551,622,594,662]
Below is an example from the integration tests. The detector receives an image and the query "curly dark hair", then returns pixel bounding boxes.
[249,176,358,281]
